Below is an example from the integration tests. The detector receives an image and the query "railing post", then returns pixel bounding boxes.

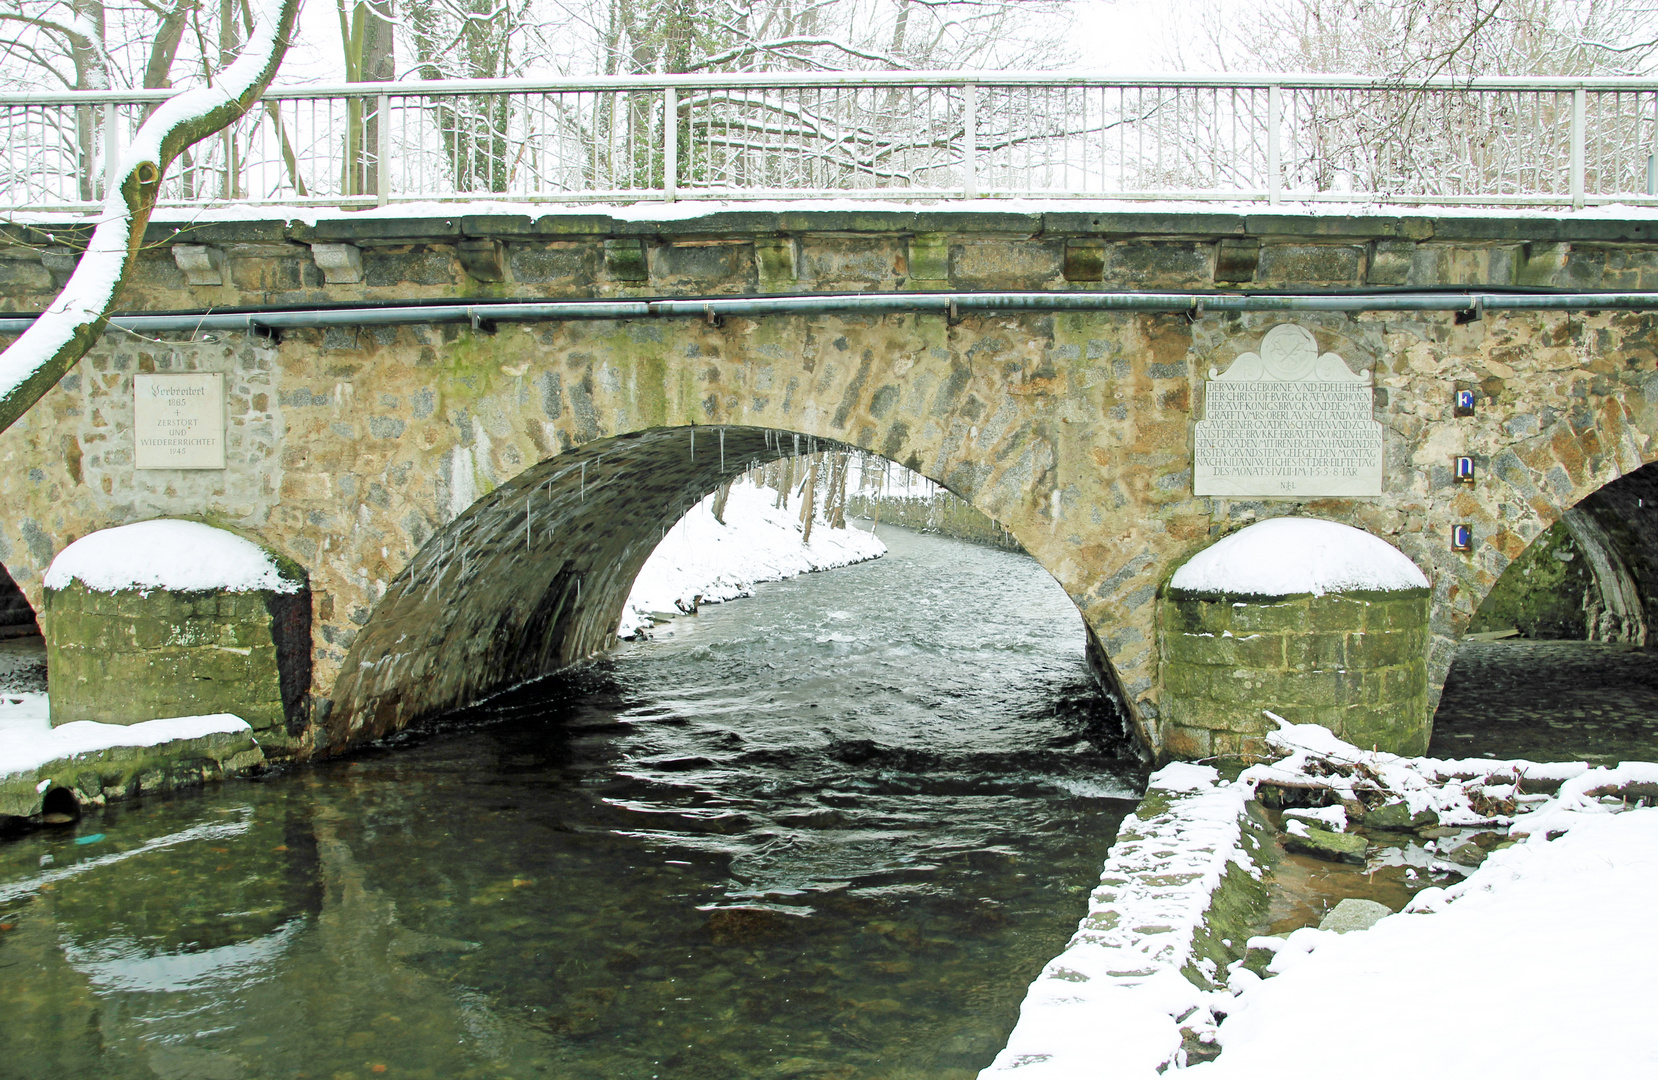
[1267,84,1282,205]
[377,93,391,206]
[963,83,977,199]
[1571,86,1586,208]
[663,86,678,202]
[1648,91,1656,197]
[102,103,120,201]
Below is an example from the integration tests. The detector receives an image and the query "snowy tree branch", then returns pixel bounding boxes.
[0,0,297,435]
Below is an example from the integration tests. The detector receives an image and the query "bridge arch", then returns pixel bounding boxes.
[324,424,1138,753]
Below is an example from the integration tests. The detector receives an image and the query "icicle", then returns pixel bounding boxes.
[719,428,725,470]
[690,427,695,461]
[581,461,586,501]
[792,433,799,456]
[526,489,532,548]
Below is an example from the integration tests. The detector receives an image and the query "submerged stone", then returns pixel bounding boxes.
[1282,825,1369,865]
[1445,842,1488,867]
[1318,898,1392,933]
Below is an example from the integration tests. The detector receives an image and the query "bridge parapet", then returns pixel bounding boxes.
[6,208,1658,319]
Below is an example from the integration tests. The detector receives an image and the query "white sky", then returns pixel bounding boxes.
[277,0,1204,85]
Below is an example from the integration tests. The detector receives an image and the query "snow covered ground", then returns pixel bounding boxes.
[0,708,252,781]
[985,718,1658,1079]
[617,478,885,638]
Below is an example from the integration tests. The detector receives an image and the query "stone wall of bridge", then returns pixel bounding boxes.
[2,209,1658,760]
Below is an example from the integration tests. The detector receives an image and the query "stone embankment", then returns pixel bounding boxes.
[983,719,1658,1077]
[847,493,1025,552]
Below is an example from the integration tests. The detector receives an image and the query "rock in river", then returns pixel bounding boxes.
[1318,898,1392,933]
[1283,825,1369,865]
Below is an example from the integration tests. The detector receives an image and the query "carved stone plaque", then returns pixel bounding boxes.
[134,373,225,469]
[1193,325,1382,498]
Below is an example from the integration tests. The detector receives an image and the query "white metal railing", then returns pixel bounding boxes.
[2,72,1657,213]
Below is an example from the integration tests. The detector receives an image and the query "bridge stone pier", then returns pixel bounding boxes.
[4,206,1658,762]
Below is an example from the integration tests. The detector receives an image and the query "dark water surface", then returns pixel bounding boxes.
[0,526,1142,1080]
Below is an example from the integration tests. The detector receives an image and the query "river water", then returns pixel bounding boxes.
[0,526,1143,1080]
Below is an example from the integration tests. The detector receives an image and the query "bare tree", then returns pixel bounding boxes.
[1146,0,1658,198]
[0,0,298,434]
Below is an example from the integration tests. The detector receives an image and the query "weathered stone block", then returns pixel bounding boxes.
[1063,239,1106,282]
[755,237,797,285]
[1287,631,1346,670]
[1254,244,1364,286]
[172,244,225,287]
[603,238,648,282]
[1309,596,1368,633]
[1214,238,1260,284]
[1231,600,1309,633]
[1367,240,1414,285]
[1107,242,1213,288]
[1158,721,1213,760]
[457,238,507,283]
[1164,596,1232,635]
[45,572,308,733]
[907,234,949,282]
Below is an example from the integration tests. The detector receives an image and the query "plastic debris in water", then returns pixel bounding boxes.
[74,833,105,846]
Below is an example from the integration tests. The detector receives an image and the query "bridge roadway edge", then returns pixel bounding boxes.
[3,206,1658,761]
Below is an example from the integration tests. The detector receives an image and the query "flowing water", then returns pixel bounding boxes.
[0,526,1143,1080]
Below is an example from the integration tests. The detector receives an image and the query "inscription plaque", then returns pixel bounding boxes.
[1193,325,1383,498]
[135,373,225,469]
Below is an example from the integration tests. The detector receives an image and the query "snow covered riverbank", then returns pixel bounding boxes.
[618,479,885,638]
[985,719,1658,1079]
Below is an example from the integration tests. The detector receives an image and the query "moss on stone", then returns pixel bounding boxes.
[44,578,297,733]
[1468,519,1591,637]
[1158,585,1430,760]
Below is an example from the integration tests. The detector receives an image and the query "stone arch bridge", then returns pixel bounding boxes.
[4,206,1658,762]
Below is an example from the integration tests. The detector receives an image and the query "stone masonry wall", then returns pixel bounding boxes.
[1160,588,1432,758]
[44,580,310,747]
[2,209,1658,759]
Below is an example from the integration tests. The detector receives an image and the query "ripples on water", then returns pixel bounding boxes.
[0,526,1144,1080]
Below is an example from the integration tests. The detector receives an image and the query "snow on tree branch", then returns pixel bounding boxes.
[0,0,297,436]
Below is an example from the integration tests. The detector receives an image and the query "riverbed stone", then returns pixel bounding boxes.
[1360,800,1415,831]
[1318,898,1392,933]
[1282,825,1370,865]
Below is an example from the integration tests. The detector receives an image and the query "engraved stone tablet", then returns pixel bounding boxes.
[1193,325,1382,498]
[135,373,225,469]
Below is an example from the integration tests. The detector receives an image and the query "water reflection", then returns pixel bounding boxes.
[0,527,1142,1079]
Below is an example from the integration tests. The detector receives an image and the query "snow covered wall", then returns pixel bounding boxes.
[1161,518,1433,759]
[42,521,310,748]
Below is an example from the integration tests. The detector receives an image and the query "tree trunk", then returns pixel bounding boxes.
[800,454,819,545]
